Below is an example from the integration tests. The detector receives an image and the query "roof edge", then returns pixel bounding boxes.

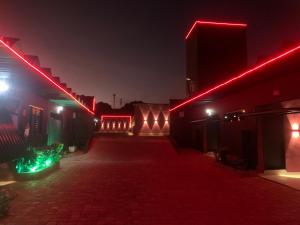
[170,44,300,112]
[185,20,247,40]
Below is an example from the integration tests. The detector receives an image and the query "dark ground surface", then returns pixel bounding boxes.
[1,136,300,225]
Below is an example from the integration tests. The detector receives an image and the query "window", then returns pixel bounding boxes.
[29,106,43,135]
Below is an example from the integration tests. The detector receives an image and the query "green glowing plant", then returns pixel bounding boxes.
[14,143,64,174]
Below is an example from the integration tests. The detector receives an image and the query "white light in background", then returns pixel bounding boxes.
[292,123,299,130]
[56,106,64,114]
[0,80,9,93]
[206,108,214,117]
[292,132,300,138]
[292,123,300,138]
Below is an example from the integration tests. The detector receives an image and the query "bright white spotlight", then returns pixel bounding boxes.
[205,108,214,117]
[0,80,9,93]
[56,106,64,114]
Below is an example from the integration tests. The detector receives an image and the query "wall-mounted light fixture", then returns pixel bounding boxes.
[205,108,214,117]
[56,106,64,114]
[292,123,300,138]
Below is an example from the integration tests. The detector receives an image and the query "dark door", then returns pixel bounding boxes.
[241,130,257,169]
[47,113,63,145]
[262,115,285,170]
[194,127,204,151]
[207,121,219,152]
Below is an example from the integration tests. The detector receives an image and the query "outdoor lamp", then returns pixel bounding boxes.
[206,108,214,117]
[292,123,300,138]
[56,106,64,114]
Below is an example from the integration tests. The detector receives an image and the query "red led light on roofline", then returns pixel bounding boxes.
[0,39,94,115]
[101,115,132,125]
[185,20,247,40]
[92,97,96,112]
[170,44,300,112]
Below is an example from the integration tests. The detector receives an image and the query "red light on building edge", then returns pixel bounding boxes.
[185,20,247,40]
[170,45,300,112]
[0,39,95,115]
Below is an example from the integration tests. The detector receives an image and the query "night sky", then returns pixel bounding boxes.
[1,1,300,106]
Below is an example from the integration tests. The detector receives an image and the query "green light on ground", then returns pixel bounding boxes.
[15,144,64,174]
[45,159,52,166]
[30,166,37,172]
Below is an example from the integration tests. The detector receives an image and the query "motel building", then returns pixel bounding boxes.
[170,20,300,176]
[0,37,95,163]
[98,103,169,136]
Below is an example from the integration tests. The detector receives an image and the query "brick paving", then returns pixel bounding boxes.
[1,136,300,225]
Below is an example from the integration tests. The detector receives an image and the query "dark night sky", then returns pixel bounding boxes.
[1,1,300,106]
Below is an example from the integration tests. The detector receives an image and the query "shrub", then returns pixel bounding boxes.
[14,143,64,174]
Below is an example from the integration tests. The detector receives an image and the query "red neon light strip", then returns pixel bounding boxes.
[170,45,300,112]
[92,97,96,112]
[101,115,132,125]
[185,20,247,40]
[0,39,94,115]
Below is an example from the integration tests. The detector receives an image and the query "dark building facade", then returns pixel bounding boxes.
[186,21,247,96]
[170,20,300,172]
[0,37,95,162]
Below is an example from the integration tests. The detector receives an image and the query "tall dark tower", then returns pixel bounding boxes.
[185,20,247,96]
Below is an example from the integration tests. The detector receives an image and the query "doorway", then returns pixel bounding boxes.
[262,115,285,170]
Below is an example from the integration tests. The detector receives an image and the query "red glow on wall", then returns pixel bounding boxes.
[170,44,300,112]
[185,20,247,40]
[0,39,94,115]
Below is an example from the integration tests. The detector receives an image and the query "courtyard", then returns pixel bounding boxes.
[0,136,300,225]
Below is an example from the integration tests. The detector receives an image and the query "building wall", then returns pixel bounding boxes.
[0,84,94,161]
[99,117,131,134]
[134,104,169,136]
[186,25,247,95]
[171,63,300,171]
[62,108,94,150]
[2,87,56,143]
[282,100,300,172]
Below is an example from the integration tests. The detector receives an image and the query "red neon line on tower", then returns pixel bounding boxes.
[170,44,300,112]
[185,20,247,40]
[0,39,94,115]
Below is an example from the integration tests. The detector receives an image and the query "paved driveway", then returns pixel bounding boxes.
[1,136,300,225]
